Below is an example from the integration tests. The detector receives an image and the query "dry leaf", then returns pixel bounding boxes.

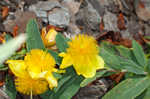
[2,6,9,18]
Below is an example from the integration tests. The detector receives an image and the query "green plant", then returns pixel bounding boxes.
[100,41,150,99]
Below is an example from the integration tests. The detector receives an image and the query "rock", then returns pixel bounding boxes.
[30,1,61,11]
[29,0,70,27]
[60,0,81,15]
[24,0,38,5]
[0,23,5,32]
[0,86,9,99]
[120,0,134,15]
[60,0,81,36]
[48,8,70,28]
[3,10,41,33]
[144,24,150,36]
[120,30,133,40]
[127,20,141,35]
[74,78,113,99]
[29,1,61,23]
[103,11,119,31]
[75,0,101,37]
[135,0,150,21]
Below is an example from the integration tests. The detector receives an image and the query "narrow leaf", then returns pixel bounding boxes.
[132,40,146,67]
[120,59,145,74]
[47,49,61,65]
[103,77,150,99]
[54,76,84,99]
[100,48,122,70]
[26,19,45,51]
[116,45,133,60]
[5,75,17,99]
[55,33,68,52]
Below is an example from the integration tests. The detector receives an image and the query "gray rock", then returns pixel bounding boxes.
[135,0,150,21]
[103,11,119,31]
[144,24,150,36]
[120,30,133,40]
[3,10,41,33]
[29,0,70,27]
[29,1,61,23]
[30,1,61,11]
[75,0,101,37]
[48,8,70,27]
[74,78,113,99]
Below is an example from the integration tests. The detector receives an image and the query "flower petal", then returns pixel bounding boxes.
[45,72,57,89]
[96,56,104,69]
[15,77,48,95]
[6,60,28,77]
[59,52,66,57]
[45,28,57,46]
[74,63,96,78]
[29,71,48,79]
[60,54,72,69]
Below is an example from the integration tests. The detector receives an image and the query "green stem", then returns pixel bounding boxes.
[30,90,33,99]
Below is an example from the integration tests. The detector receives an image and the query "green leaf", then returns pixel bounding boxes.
[116,45,139,65]
[100,42,118,55]
[53,67,76,92]
[132,40,146,67]
[40,90,54,99]
[0,34,26,64]
[52,67,84,99]
[47,49,61,65]
[5,75,17,99]
[53,72,62,79]
[55,33,68,52]
[54,75,84,99]
[136,86,150,99]
[141,86,150,99]
[102,77,150,99]
[145,59,150,74]
[0,65,8,71]
[0,64,8,71]
[120,59,145,74]
[26,19,45,51]
[144,36,150,39]
[41,67,77,99]
[100,47,123,70]
[116,45,133,60]
[80,70,107,87]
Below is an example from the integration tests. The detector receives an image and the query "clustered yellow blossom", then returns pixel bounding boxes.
[7,49,60,95]
[59,34,104,78]
[6,34,105,95]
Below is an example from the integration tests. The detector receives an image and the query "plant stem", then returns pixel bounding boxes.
[30,90,33,99]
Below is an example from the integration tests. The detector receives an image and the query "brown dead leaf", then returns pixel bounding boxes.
[97,31,132,48]
[2,6,9,19]
[117,13,126,30]
[139,1,145,8]
[109,72,125,84]
[0,81,4,87]
[12,25,19,37]
[99,18,104,32]
[47,25,64,32]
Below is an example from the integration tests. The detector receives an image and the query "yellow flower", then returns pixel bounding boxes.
[59,34,104,78]
[15,75,48,95]
[6,60,48,95]
[24,49,58,89]
[41,28,57,50]
[6,49,60,95]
